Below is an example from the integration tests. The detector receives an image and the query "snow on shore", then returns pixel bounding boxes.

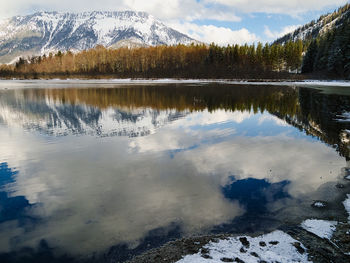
[0,79,350,87]
[343,194,350,222]
[176,230,310,263]
[301,219,338,239]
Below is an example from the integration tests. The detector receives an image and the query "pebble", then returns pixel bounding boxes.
[220,257,234,262]
[259,241,266,247]
[239,237,250,248]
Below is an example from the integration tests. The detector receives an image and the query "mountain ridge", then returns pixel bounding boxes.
[0,10,197,63]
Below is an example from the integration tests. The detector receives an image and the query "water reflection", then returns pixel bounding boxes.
[0,83,349,262]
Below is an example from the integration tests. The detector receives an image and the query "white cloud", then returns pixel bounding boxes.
[0,0,240,22]
[1,0,347,22]
[204,0,348,16]
[170,22,258,45]
[264,25,301,40]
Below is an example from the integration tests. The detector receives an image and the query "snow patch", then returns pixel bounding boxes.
[343,194,350,222]
[1,79,350,87]
[301,219,337,240]
[176,230,310,263]
[312,201,326,208]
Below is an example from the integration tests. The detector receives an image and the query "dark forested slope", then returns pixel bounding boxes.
[301,7,350,78]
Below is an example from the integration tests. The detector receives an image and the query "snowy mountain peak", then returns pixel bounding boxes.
[0,11,197,63]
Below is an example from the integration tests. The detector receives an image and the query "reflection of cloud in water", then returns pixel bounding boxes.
[177,135,344,197]
[0,127,243,254]
[0,108,345,255]
[129,110,345,197]
[180,110,253,126]
[129,109,253,153]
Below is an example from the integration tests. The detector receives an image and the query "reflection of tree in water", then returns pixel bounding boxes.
[0,85,300,137]
[0,84,349,158]
[274,88,350,160]
[299,88,350,160]
[19,84,300,115]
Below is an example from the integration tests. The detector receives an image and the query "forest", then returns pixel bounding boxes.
[302,4,350,78]
[0,41,304,79]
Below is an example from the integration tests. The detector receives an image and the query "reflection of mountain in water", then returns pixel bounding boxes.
[0,89,188,137]
[0,84,349,158]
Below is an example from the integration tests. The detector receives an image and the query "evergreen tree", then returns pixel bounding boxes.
[302,40,318,73]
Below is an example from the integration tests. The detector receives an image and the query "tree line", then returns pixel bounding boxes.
[0,40,304,79]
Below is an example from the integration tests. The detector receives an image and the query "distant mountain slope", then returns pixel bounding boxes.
[275,3,350,44]
[0,11,196,64]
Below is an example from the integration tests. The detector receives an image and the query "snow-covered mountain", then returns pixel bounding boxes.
[0,11,196,64]
[275,3,350,44]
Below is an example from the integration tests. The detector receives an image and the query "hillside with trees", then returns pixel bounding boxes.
[273,2,350,79]
[275,3,350,45]
[301,7,350,78]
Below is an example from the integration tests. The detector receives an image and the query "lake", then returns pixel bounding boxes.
[0,80,349,262]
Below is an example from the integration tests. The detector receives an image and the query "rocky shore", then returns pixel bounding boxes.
[127,193,350,263]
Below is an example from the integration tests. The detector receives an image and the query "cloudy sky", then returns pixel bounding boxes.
[0,0,349,44]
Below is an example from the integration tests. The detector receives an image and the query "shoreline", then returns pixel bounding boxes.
[125,176,350,263]
[127,197,350,263]
[0,78,349,87]
[126,222,350,263]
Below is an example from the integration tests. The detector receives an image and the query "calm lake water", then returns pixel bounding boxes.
[0,81,350,262]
